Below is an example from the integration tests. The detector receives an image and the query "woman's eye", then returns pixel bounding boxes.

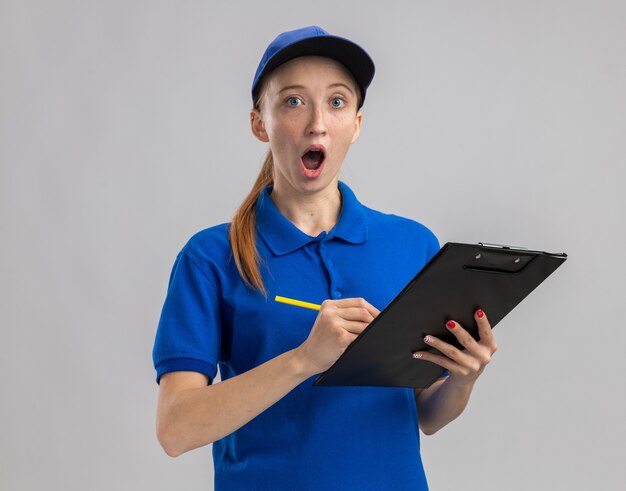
[286,97,302,107]
[330,98,346,108]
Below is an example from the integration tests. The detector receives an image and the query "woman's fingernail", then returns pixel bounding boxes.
[446,321,455,329]
[413,353,422,359]
[424,335,432,343]
[477,309,484,318]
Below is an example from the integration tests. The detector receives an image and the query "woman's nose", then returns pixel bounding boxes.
[306,105,327,135]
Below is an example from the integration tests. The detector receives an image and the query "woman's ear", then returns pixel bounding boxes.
[250,108,269,143]
[350,111,363,144]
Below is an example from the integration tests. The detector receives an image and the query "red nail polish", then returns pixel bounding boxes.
[477,309,484,318]
[446,321,455,329]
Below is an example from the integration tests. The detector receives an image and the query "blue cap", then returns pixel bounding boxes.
[251,26,375,108]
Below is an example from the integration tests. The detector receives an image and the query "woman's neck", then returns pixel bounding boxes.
[269,180,342,237]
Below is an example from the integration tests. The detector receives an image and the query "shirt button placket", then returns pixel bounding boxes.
[319,241,341,300]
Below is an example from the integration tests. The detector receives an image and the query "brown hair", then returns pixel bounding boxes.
[229,60,362,296]
[228,148,273,296]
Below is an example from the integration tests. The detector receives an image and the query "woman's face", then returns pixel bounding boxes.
[250,56,362,197]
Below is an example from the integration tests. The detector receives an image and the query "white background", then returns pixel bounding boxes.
[2,1,624,489]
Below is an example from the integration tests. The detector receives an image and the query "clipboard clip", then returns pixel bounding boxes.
[478,242,529,251]
[471,242,532,272]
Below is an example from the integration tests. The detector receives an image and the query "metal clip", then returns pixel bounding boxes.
[478,242,529,251]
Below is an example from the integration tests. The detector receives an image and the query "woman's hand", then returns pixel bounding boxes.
[413,309,497,387]
[295,297,380,376]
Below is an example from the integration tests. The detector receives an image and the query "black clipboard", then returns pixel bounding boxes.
[313,242,567,389]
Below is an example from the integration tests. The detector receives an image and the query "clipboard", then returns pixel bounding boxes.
[313,242,567,389]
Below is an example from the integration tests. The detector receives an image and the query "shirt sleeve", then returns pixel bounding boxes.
[152,248,222,385]
[426,229,440,262]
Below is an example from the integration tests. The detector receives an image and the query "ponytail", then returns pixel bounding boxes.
[229,149,274,296]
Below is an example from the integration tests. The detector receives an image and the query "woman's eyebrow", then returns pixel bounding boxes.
[328,83,354,94]
[277,83,355,94]
[277,84,306,94]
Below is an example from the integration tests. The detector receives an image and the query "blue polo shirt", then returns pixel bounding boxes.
[152,181,440,491]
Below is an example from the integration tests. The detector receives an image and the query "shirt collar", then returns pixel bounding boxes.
[255,180,369,256]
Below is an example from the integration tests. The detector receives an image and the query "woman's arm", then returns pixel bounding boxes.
[156,297,380,457]
[157,348,312,457]
[412,309,497,435]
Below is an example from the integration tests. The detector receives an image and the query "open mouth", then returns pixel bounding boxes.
[300,146,326,178]
[301,148,325,170]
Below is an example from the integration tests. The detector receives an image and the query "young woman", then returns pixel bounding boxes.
[152,25,497,490]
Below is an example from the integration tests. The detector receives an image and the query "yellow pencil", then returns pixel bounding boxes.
[274,295,321,311]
